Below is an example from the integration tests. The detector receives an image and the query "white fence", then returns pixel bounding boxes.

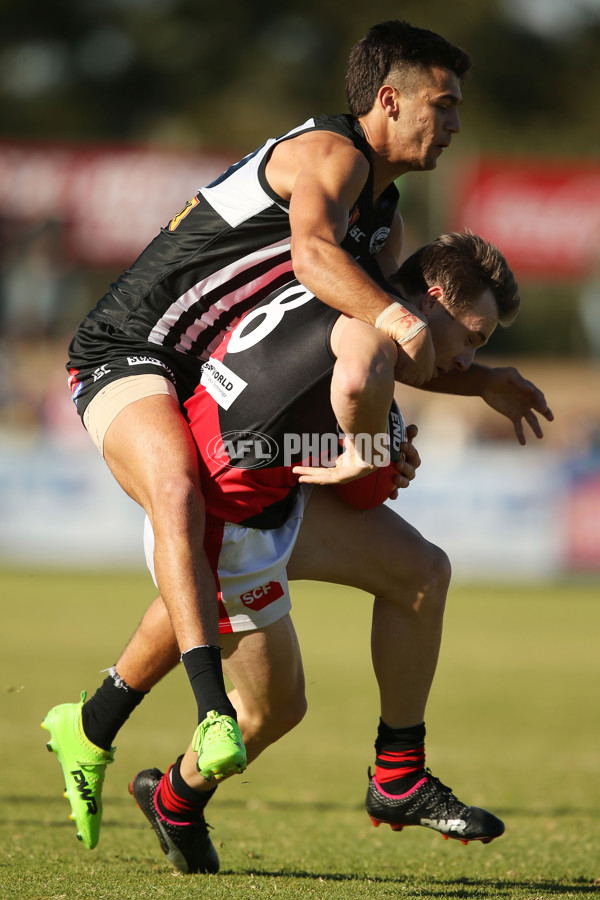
[1,435,599,579]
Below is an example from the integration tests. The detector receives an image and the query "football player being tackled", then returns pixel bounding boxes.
[44,232,553,872]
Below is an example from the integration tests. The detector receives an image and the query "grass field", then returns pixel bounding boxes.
[1,568,599,899]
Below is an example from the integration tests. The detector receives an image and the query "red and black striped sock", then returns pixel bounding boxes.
[374,720,426,795]
[154,755,217,824]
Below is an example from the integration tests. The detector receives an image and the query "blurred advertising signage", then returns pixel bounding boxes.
[0,141,233,266]
[564,464,600,572]
[452,158,600,279]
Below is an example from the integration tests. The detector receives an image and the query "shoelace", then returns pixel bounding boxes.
[192,717,236,752]
[421,769,466,816]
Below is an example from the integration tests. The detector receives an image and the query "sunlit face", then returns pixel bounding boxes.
[388,66,462,171]
[409,287,499,377]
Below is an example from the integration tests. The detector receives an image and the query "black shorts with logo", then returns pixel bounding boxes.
[66,317,203,421]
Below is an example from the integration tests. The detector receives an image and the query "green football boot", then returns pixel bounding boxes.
[41,691,114,849]
[192,710,247,780]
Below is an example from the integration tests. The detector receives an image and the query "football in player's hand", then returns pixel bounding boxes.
[333,402,406,510]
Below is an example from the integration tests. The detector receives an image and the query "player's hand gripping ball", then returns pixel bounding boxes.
[333,401,407,510]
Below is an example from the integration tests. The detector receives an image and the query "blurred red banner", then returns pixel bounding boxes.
[452,157,600,279]
[2,143,599,278]
[0,140,232,267]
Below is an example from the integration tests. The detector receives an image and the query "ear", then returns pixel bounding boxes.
[420,285,444,315]
[378,84,399,118]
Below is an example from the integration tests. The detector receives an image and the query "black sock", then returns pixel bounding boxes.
[181,645,237,724]
[81,667,147,751]
[374,720,426,794]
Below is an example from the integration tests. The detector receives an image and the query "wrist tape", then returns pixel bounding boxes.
[374,301,428,345]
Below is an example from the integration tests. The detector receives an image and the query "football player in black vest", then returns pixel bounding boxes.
[43,20,476,851]
[43,23,551,861]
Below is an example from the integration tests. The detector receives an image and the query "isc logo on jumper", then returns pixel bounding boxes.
[206,430,279,469]
[92,364,111,382]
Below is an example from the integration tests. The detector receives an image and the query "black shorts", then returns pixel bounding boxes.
[67,316,203,421]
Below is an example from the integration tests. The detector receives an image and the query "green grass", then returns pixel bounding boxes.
[2,569,599,899]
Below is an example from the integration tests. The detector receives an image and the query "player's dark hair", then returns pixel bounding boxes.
[346,20,471,117]
[394,231,520,326]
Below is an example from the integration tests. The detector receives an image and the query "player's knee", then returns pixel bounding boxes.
[283,691,308,733]
[382,536,451,605]
[426,541,452,594]
[254,690,307,745]
[272,689,307,739]
[150,475,204,534]
[420,542,451,620]
[410,539,451,606]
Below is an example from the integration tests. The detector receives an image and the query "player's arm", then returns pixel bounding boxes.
[331,317,396,447]
[293,317,397,485]
[420,363,554,445]
[267,132,434,385]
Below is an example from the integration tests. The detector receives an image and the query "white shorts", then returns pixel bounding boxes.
[142,488,307,634]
